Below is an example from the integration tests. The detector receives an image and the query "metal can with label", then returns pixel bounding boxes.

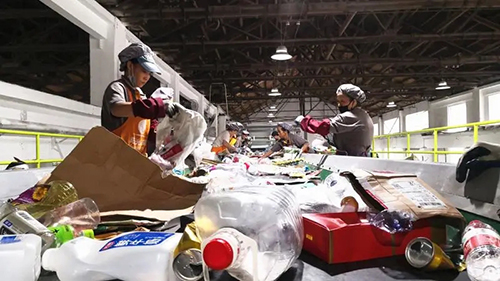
[173,248,203,281]
[405,237,455,271]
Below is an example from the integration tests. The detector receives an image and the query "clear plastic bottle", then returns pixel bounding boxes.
[38,198,100,233]
[195,186,303,281]
[462,220,500,281]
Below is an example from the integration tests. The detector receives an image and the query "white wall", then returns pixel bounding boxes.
[373,81,500,164]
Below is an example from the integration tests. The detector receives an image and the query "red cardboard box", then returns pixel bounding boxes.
[302,212,449,264]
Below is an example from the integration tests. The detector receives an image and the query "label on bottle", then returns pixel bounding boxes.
[99,232,174,252]
[463,228,500,258]
[0,219,16,234]
[0,235,21,244]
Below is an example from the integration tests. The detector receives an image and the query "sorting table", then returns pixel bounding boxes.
[39,252,470,281]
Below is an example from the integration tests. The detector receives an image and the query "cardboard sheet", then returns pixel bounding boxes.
[48,127,206,212]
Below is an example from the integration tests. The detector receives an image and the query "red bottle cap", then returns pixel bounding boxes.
[203,238,234,270]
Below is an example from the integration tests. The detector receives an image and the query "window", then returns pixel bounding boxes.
[373,123,379,136]
[384,118,400,134]
[405,111,429,132]
[488,93,500,120]
[447,102,467,132]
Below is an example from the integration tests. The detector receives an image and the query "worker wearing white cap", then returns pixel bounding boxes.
[101,43,179,155]
[296,84,374,156]
[260,122,309,159]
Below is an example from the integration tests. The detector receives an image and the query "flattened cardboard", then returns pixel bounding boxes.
[48,127,205,212]
[342,169,464,224]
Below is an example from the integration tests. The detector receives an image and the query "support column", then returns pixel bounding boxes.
[399,109,405,132]
[378,115,384,135]
[299,98,306,139]
[89,19,128,106]
[469,87,481,123]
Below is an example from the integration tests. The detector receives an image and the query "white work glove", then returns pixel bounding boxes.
[456,142,500,183]
[295,115,305,125]
[151,87,174,102]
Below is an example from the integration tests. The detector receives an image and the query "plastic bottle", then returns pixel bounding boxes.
[38,198,100,233]
[195,186,304,281]
[42,231,183,281]
[16,180,79,219]
[0,234,42,281]
[48,225,94,247]
[462,220,500,281]
[0,202,55,252]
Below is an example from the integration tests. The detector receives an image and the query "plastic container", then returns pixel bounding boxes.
[195,186,304,281]
[16,180,78,219]
[38,198,100,233]
[462,220,500,281]
[42,231,182,281]
[0,234,42,281]
[0,202,55,252]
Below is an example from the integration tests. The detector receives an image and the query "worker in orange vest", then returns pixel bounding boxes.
[101,43,179,155]
[211,123,240,154]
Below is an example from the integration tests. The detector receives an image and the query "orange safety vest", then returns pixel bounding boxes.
[111,87,151,155]
[211,136,237,154]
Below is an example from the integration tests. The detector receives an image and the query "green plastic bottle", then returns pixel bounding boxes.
[17,180,79,219]
[49,225,94,247]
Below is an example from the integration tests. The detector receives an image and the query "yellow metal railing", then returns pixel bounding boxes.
[0,129,84,168]
[372,119,500,162]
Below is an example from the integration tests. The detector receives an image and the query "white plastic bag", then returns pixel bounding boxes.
[149,104,207,173]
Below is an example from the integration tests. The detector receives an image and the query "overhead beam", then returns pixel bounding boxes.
[110,1,500,20]
[189,71,500,83]
[40,0,110,39]
[230,82,477,94]
[181,55,500,71]
[219,92,441,101]
[150,32,500,47]
[0,44,87,52]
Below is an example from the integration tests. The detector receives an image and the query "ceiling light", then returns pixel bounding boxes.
[270,105,276,109]
[268,113,275,118]
[269,120,273,123]
[386,101,397,108]
[268,88,282,96]
[436,81,451,90]
[271,45,292,61]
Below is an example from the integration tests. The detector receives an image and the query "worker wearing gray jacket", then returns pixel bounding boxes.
[295,84,374,156]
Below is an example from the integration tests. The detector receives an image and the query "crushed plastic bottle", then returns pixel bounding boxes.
[0,234,41,281]
[195,186,303,281]
[16,180,78,219]
[42,232,183,281]
[369,210,413,234]
[462,220,500,281]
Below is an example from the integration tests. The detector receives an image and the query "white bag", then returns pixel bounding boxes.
[150,104,207,173]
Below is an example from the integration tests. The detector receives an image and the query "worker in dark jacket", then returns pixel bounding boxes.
[260,122,309,159]
[296,84,373,156]
[101,43,178,155]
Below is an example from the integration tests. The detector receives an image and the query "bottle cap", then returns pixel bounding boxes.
[203,238,234,270]
[49,225,74,245]
[80,229,95,239]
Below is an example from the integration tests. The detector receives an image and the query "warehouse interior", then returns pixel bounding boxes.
[1,0,500,164]
[2,2,500,281]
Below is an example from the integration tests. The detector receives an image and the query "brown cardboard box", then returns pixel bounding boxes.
[341,170,464,225]
[48,127,206,212]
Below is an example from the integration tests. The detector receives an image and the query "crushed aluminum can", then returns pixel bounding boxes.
[405,237,455,271]
[173,248,203,281]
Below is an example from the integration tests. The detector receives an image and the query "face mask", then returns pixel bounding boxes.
[127,64,137,87]
[338,100,354,113]
[338,105,349,113]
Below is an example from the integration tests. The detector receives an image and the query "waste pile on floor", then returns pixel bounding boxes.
[1,129,499,281]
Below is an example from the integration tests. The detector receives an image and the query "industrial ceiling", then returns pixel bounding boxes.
[2,0,500,121]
